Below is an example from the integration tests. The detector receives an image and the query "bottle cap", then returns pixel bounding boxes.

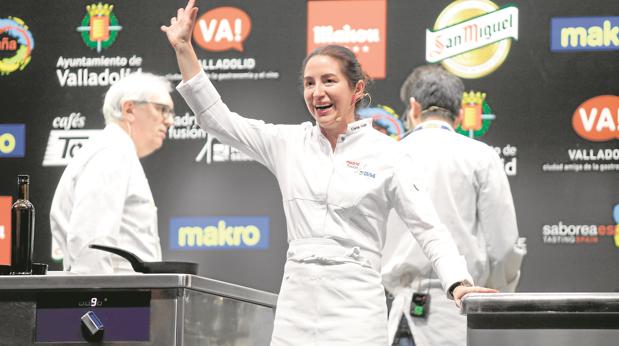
[32,263,48,275]
[17,175,30,184]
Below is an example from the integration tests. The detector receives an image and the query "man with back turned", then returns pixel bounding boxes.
[382,64,526,346]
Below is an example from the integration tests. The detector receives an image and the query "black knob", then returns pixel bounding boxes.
[81,310,105,341]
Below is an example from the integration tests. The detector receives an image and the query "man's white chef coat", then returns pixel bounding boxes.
[50,123,162,273]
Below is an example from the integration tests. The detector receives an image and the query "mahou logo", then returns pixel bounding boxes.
[192,7,251,52]
[307,0,386,79]
[572,95,619,142]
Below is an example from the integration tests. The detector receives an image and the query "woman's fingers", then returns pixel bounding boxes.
[161,0,197,43]
[453,285,499,307]
[190,6,198,23]
[185,0,196,13]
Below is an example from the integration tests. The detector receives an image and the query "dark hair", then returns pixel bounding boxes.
[400,64,464,122]
[301,45,371,108]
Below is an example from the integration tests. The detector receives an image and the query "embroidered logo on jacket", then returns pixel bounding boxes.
[359,170,376,178]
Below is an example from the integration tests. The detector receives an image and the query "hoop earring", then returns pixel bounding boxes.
[364,93,372,108]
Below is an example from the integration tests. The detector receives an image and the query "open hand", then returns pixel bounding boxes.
[453,285,498,308]
[161,0,199,51]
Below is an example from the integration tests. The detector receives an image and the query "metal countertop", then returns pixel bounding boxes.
[0,273,278,308]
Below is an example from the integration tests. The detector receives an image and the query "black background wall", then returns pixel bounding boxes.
[1,0,617,293]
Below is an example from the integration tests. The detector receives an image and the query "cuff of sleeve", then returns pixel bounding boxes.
[176,70,221,115]
[433,254,474,299]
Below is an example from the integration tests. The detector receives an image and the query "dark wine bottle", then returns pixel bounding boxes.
[11,175,35,274]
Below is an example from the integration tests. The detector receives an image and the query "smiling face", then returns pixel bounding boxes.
[303,55,364,132]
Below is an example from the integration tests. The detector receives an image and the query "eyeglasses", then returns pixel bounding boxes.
[134,100,175,121]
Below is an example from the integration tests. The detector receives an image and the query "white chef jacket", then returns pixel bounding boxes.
[177,72,473,344]
[50,123,162,274]
[382,120,523,346]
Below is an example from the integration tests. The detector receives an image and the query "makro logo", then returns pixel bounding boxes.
[0,124,25,158]
[426,0,518,79]
[572,95,619,142]
[170,216,269,250]
[0,17,34,75]
[193,7,251,52]
[551,16,619,52]
[42,129,99,166]
[307,0,386,79]
[77,3,122,53]
[456,91,496,138]
[0,196,11,265]
[356,105,405,140]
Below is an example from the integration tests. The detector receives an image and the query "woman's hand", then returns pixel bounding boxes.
[161,0,199,52]
[453,285,498,308]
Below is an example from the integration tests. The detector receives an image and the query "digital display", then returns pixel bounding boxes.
[36,291,150,342]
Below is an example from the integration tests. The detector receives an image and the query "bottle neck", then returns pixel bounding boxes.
[18,182,29,200]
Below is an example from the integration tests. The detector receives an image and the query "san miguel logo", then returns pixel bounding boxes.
[456,91,496,138]
[76,3,122,53]
[0,17,34,75]
[307,0,386,79]
[426,0,518,79]
[572,95,619,142]
[193,7,252,52]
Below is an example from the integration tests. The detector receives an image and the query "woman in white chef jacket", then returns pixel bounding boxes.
[162,1,496,345]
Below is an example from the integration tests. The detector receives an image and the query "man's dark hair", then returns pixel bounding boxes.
[400,64,464,122]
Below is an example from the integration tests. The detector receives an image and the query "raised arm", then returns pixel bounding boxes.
[161,0,201,81]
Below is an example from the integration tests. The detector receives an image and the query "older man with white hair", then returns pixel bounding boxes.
[50,72,174,274]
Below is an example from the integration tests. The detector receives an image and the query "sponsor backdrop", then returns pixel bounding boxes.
[0,0,617,293]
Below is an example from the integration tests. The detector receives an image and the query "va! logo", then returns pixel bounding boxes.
[456,91,496,138]
[193,7,251,52]
[0,17,35,75]
[572,95,619,142]
[76,3,122,53]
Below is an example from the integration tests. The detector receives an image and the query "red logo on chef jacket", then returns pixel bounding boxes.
[0,196,12,265]
[192,7,252,52]
[572,95,619,142]
[307,0,387,79]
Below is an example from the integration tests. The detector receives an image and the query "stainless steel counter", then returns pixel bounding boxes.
[0,273,278,345]
[462,293,619,346]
